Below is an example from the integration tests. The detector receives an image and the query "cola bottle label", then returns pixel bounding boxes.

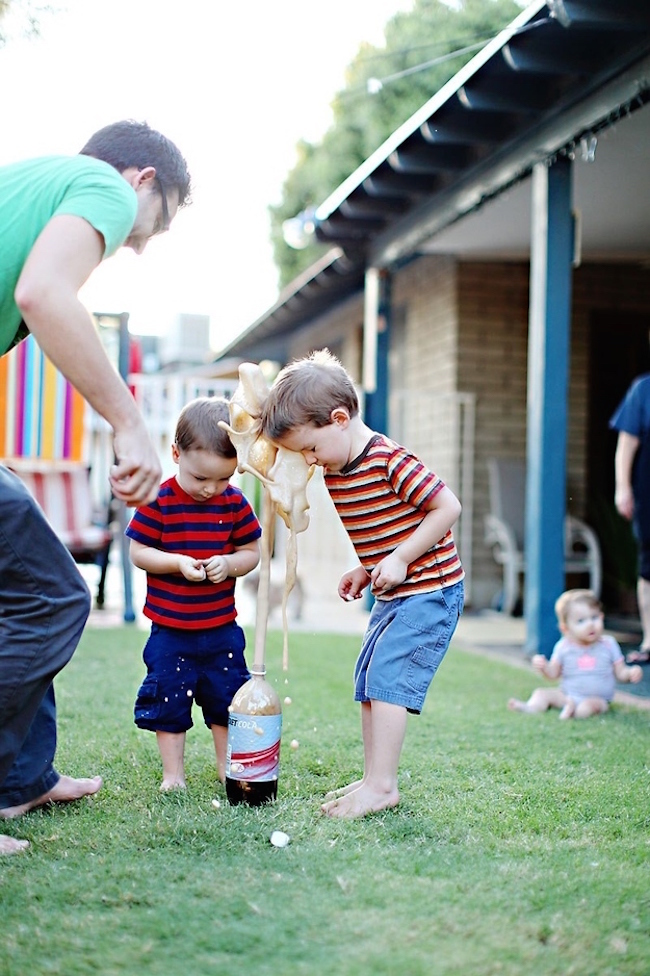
[226,712,282,782]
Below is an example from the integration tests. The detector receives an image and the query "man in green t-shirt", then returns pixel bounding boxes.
[0,120,191,855]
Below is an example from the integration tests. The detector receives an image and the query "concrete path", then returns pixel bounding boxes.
[83,558,650,709]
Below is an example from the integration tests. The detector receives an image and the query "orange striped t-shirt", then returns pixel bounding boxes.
[324,433,464,600]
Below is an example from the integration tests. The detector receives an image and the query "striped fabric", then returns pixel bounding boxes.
[126,476,262,629]
[5,459,112,554]
[0,335,85,460]
[325,433,464,599]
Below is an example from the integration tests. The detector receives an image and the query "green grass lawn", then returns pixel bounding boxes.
[1,626,649,976]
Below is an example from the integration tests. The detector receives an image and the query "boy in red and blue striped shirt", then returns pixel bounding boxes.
[262,349,464,819]
[126,397,261,791]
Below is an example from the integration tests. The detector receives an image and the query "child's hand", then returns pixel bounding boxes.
[628,664,643,684]
[338,566,370,602]
[178,555,207,581]
[370,553,408,595]
[531,654,547,675]
[203,555,229,583]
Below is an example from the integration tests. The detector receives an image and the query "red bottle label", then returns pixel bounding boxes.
[226,713,282,782]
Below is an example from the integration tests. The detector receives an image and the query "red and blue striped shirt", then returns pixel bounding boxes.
[325,434,463,599]
[126,476,261,629]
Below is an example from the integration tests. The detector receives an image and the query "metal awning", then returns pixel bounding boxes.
[219,0,650,361]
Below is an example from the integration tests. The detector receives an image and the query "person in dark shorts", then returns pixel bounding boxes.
[127,398,261,790]
[611,373,650,664]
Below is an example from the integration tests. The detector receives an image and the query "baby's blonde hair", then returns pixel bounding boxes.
[554,588,601,626]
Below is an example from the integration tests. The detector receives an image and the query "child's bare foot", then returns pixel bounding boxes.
[0,774,102,819]
[0,834,29,854]
[160,778,186,792]
[323,778,364,801]
[507,698,532,713]
[559,700,575,720]
[321,783,400,819]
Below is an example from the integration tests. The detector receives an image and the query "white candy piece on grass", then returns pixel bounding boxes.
[284,696,292,705]
[269,830,291,848]
[290,739,299,750]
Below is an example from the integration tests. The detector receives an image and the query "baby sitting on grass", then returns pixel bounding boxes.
[508,588,642,720]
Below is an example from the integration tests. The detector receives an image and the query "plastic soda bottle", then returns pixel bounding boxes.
[226,665,282,806]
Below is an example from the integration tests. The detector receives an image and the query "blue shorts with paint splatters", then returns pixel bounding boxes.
[134,622,249,732]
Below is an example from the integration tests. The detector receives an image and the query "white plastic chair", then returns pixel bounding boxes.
[484,458,602,615]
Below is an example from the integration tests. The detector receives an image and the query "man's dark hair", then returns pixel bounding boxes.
[79,119,192,207]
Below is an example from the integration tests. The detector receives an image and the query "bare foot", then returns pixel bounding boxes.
[321,783,400,819]
[507,698,532,713]
[323,778,364,801]
[0,774,102,819]
[559,700,576,720]
[0,834,29,855]
[160,778,186,792]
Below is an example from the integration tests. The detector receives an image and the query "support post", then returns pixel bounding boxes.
[525,158,574,656]
[362,269,391,611]
[362,268,390,435]
[117,312,135,623]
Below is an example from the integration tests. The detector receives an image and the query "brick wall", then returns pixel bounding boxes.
[457,262,530,608]
[456,260,650,608]
[270,257,650,613]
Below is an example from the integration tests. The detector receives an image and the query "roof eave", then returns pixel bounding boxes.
[315,0,548,224]
[370,47,650,267]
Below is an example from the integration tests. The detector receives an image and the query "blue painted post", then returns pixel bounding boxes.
[118,312,136,623]
[525,157,574,657]
[363,270,391,435]
[363,271,391,611]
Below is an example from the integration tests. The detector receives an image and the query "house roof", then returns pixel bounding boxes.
[219,0,650,361]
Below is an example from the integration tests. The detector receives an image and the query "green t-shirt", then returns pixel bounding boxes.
[0,154,137,354]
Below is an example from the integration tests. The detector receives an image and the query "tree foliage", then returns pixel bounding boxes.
[0,0,47,46]
[270,0,522,289]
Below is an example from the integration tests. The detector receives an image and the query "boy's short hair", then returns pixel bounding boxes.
[174,397,236,458]
[261,348,359,439]
[554,588,601,626]
[79,119,192,207]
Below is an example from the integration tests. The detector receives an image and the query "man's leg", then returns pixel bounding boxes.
[0,466,91,789]
[636,576,650,651]
[625,533,650,662]
[0,685,60,807]
[625,573,650,663]
[0,685,101,816]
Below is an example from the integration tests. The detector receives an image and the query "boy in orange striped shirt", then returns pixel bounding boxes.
[262,349,464,818]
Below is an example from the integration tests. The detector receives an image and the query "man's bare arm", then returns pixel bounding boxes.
[15,215,161,504]
[614,431,640,521]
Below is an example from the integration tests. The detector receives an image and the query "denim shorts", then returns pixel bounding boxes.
[134,622,249,733]
[354,581,464,714]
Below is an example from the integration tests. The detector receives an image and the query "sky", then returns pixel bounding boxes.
[0,0,414,353]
